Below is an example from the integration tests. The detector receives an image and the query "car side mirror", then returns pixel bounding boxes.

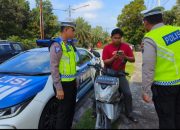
[92,50,100,58]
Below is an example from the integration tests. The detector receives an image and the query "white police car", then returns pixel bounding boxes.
[0,47,100,129]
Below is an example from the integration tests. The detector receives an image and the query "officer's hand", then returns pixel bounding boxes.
[76,80,79,88]
[56,89,64,100]
[142,93,152,103]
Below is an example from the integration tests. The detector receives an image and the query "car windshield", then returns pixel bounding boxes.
[0,51,50,75]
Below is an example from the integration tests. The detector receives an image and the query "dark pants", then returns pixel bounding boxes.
[55,80,77,129]
[152,84,180,129]
[92,76,133,116]
[118,76,133,116]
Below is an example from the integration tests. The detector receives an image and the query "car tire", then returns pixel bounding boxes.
[39,97,59,129]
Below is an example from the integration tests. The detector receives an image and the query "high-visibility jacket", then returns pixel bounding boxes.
[53,38,76,82]
[144,25,180,86]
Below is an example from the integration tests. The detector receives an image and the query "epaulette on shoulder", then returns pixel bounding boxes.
[51,37,62,45]
[49,37,62,51]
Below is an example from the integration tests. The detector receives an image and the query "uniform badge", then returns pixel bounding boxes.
[55,46,61,53]
[163,30,180,46]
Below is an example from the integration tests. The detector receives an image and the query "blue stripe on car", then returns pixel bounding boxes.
[0,75,48,109]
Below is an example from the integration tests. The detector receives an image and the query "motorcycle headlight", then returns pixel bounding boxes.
[0,98,33,120]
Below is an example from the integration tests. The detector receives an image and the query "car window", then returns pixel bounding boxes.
[0,44,12,53]
[12,43,22,51]
[0,51,50,74]
[78,50,92,65]
[76,52,81,67]
[87,51,93,59]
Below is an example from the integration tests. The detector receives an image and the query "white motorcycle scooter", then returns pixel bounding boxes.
[89,64,128,129]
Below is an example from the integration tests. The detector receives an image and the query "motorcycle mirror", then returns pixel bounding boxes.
[87,63,93,67]
[94,64,101,68]
[92,50,100,58]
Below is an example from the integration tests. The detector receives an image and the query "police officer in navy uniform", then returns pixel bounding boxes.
[50,21,78,129]
[142,7,180,129]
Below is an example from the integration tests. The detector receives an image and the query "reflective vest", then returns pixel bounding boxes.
[53,38,76,82]
[144,25,180,86]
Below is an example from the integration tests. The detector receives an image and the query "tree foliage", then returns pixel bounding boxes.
[28,0,60,39]
[74,17,110,48]
[91,26,109,48]
[75,17,91,48]
[163,0,180,26]
[0,0,60,49]
[117,0,146,48]
[0,0,30,39]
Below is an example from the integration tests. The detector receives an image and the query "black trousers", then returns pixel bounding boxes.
[118,76,133,116]
[55,80,77,129]
[152,84,180,129]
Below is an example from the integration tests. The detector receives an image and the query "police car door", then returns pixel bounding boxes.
[76,49,93,97]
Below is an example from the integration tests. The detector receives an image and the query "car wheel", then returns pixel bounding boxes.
[39,98,59,129]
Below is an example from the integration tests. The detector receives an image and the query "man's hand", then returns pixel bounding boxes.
[118,51,127,59]
[142,93,152,103]
[111,53,119,61]
[56,89,64,100]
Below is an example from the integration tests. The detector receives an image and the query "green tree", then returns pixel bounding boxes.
[163,10,176,25]
[163,0,180,26]
[7,35,36,50]
[75,17,91,48]
[117,0,146,49]
[0,0,30,39]
[173,0,180,26]
[91,26,109,48]
[91,26,103,47]
[27,0,60,39]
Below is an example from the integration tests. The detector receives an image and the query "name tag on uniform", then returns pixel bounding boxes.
[163,30,180,46]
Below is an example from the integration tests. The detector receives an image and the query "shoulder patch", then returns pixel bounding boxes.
[163,30,180,46]
[55,46,61,53]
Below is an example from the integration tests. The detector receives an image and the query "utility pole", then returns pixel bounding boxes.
[68,5,72,19]
[158,0,161,6]
[54,4,89,21]
[40,0,44,39]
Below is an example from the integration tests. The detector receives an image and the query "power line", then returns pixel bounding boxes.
[157,0,161,6]
[148,0,152,9]
[53,4,89,21]
[155,0,158,7]
[146,0,161,9]
[148,0,155,9]
[146,0,150,9]
[162,0,170,6]
[40,0,44,39]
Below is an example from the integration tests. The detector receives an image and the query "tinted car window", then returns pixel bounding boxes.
[87,51,93,59]
[0,51,50,74]
[0,44,12,53]
[79,50,92,65]
[76,52,81,67]
[12,43,22,51]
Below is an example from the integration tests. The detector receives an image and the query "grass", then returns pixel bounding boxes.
[74,63,135,129]
[74,108,123,129]
[125,62,135,81]
[73,109,96,129]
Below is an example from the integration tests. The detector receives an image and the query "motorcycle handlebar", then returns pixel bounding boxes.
[88,64,129,77]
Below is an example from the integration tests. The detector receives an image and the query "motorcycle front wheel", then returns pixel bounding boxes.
[95,112,111,129]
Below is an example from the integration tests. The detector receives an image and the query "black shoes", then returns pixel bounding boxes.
[91,111,97,118]
[127,115,139,123]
